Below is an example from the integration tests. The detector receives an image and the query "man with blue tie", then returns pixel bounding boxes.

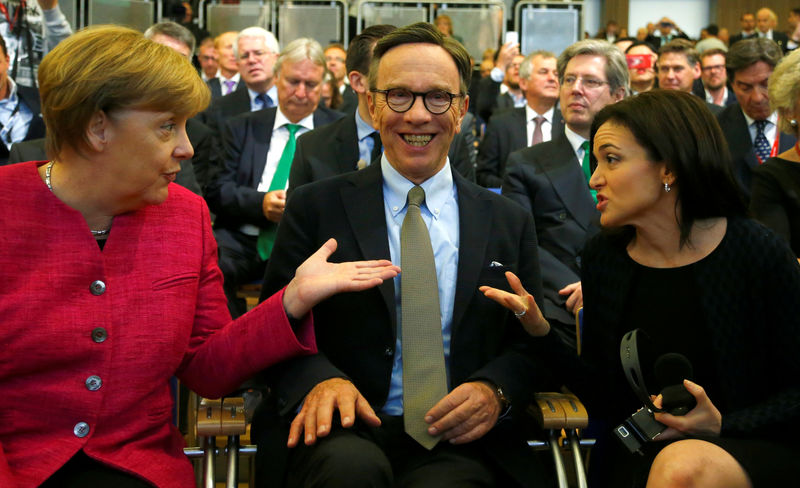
[201,27,280,138]
[717,38,795,197]
[206,38,342,316]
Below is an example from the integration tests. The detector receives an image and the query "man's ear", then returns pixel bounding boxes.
[85,110,110,152]
[349,70,367,94]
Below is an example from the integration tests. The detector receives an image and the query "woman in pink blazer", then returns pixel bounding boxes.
[0,26,398,488]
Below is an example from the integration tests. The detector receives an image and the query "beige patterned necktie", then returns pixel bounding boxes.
[401,185,448,450]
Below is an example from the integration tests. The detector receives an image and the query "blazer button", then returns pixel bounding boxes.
[73,422,90,438]
[91,327,108,343]
[85,375,103,391]
[383,347,393,357]
[558,212,567,221]
[90,280,106,296]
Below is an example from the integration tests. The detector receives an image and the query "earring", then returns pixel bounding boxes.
[791,119,798,128]
[664,182,671,193]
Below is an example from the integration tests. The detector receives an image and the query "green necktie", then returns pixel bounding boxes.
[257,123,300,261]
[581,140,597,203]
[401,186,448,450]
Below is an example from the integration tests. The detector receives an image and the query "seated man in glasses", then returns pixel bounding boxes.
[253,21,553,488]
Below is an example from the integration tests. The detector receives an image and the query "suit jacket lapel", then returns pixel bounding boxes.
[728,106,759,169]
[340,163,396,332]
[510,108,527,148]
[250,108,276,187]
[451,172,492,331]
[335,117,361,172]
[545,134,596,231]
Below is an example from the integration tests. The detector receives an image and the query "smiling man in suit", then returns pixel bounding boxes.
[717,37,794,197]
[206,38,343,316]
[476,50,562,188]
[502,39,627,351]
[253,22,551,488]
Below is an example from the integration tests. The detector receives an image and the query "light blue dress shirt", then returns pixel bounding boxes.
[248,85,278,112]
[380,156,460,415]
[355,109,378,164]
[0,79,33,150]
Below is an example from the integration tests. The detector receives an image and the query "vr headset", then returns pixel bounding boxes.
[614,329,696,455]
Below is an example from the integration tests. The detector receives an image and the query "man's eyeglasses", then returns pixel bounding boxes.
[562,75,609,90]
[701,64,725,72]
[370,88,463,115]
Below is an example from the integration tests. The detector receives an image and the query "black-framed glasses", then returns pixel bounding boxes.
[370,88,463,114]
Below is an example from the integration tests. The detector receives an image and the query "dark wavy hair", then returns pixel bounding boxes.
[589,89,747,246]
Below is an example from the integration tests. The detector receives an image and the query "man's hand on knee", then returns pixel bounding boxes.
[287,378,381,447]
[423,381,500,445]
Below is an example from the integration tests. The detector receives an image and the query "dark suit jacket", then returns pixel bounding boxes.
[5,118,215,197]
[253,161,550,487]
[0,86,45,165]
[337,85,358,115]
[288,111,477,195]
[206,105,344,231]
[502,132,599,325]
[477,105,565,188]
[768,31,790,52]
[644,31,689,49]
[476,76,518,123]
[717,103,797,197]
[206,76,244,99]
[730,31,757,46]
[199,86,253,137]
[691,82,738,107]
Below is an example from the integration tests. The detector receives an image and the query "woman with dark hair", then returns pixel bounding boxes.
[482,90,800,487]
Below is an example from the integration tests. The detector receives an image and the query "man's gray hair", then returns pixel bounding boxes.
[519,50,556,80]
[233,27,280,58]
[557,39,629,96]
[274,38,325,76]
[144,21,195,55]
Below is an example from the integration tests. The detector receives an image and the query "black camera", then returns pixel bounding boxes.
[615,330,696,455]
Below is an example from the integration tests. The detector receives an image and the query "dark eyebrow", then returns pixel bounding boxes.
[598,143,621,151]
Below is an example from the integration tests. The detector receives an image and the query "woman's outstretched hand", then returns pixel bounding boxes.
[283,238,400,319]
[479,271,550,336]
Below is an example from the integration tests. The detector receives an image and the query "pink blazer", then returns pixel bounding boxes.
[0,162,316,487]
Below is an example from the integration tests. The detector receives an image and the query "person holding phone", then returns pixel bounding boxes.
[625,41,658,94]
[645,17,689,49]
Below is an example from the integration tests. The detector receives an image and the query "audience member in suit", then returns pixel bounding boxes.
[786,8,800,52]
[197,37,219,82]
[0,35,45,165]
[717,38,794,197]
[502,39,627,351]
[755,8,789,52]
[201,27,280,136]
[206,38,344,317]
[625,41,658,94]
[324,43,348,96]
[644,17,689,49]
[252,22,551,488]
[476,50,563,188]
[475,41,524,123]
[729,12,757,46]
[207,31,241,98]
[694,48,738,107]
[751,48,800,257]
[657,39,722,115]
[287,25,396,195]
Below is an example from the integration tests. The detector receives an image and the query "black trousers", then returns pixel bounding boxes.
[41,451,153,488]
[214,227,267,318]
[285,415,502,488]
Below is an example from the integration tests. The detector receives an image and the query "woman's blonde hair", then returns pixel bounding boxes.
[38,24,210,158]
